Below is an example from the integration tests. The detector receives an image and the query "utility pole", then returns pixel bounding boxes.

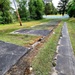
[13,0,22,26]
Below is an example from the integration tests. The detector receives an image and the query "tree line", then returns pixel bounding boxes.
[0,0,75,24]
[0,0,56,24]
[57,0,75,17]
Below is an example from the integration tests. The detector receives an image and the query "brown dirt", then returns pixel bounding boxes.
[24,36,42,47]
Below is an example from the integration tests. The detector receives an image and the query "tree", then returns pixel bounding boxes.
[35,0,44,19]
[45,2,57,15]
[67,0,75,17]
[29,0,36,19]
[29,0,44,20]
[45,3,51,15]
[13,0,22,26]
[0,11,3,23]
[18,0,29,21]
[0,0,13,24]
[57,0,69,16]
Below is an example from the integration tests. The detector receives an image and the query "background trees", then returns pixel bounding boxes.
[67,0,75,17]
[45,3,51,15]
[1,0,72,24]
[57,0,69,16]
[35,0,44,19]
[18,0,29,21]
[29,0,36,19]
[45,2,57,15]
[29,0,44,20]
[0,0,45,24]
[0,0,13,24]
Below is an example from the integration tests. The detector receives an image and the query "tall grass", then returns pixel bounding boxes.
[67,18,75,54]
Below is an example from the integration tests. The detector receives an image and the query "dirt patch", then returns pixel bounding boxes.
[24,36,42,47]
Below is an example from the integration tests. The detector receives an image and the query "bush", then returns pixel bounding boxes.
[67,0,75,17]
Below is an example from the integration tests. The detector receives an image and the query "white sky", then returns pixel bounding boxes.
[52,0,60,8]
[11,0,60,9]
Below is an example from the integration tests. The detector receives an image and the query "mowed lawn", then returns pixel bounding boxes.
[0,19,50,46]
[67,18,75,54]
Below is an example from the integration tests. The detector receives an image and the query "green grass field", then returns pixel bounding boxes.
[67,18,75,54]
[0,19,50,46]
[32,22,62,75]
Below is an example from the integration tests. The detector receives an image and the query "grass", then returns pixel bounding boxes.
[32,22,62,75]
[0,19,50,30]
[67,18,75,54]
[0,19,50,46]
[0,34,39,46]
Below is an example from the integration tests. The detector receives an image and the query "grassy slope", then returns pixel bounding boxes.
[0,19,50,46]
[32,22,62,75]
[67,18,75,54]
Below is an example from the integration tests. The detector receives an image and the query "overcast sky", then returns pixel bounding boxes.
[52,0,60,8]
[11,0,60,9]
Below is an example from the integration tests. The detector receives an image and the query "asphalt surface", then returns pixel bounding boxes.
[55,22,75,75]
[0,41,30,75]
[12,21,59,36]
[14,29,52,36]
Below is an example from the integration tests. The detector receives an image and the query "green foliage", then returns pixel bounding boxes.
[45,2,57,15]
[67,19,75,54]
[18,0,29,21]
[67,0,75,17]
[0,0,13,24]
[29,0,44,20]
[0,11,3,23]
[57,0,69,16]
[45,3,51,15]
[35,0,44,19]
[29,0,36,19]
